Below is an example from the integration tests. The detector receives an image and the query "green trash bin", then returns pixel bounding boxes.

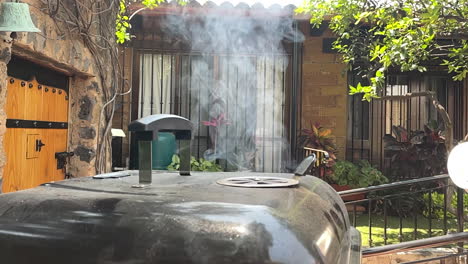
[151,132,176,170]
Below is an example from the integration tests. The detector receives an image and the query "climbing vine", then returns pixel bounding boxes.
[43,0,122,174]
[115,0,186,43]
[42,0,186,174]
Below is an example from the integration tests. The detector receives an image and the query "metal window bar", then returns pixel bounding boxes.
[137,52,291,172]
[347,73,465,180]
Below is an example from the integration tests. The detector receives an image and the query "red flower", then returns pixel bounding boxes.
[202,113,230,127]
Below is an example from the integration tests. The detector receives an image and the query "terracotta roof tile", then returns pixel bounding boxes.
[129,0,305,18]
[186,0,301,8]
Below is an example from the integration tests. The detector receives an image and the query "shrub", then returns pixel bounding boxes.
[422,191,468,219]
[383,122,447,179]
[332,160,388,188]
[167,154,223,172]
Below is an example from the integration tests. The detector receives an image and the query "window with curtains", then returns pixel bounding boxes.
[137,52,291,172]
[347,73,464,170]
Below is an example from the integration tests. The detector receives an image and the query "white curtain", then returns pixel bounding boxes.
[254,56,289,172]
[139,53,289,172]
[138,54,173,117]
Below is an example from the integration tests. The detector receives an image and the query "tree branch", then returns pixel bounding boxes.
[376,91,436,100]
[440,15,468,23]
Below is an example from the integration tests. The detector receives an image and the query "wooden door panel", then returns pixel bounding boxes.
[55,90,68,122]
[44,129,68,182]
[24,79,41,121]
[39,129,52,185]
[3,77,69,193]
[5,78,25,119]
[2,129,24,192]
[42,86,55,122]
[26,133,40,159]
[24,129,41,189]
[31,80,43,121]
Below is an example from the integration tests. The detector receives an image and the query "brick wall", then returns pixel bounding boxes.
[299,22,348,159]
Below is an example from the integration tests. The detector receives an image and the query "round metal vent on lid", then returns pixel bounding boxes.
[217,176,299,188]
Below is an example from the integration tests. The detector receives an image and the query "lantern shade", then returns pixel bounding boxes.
[448,142,468,189]
[0,2,40,33]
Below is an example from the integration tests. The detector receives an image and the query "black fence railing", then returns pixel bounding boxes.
[362,232,468,263]
[339,175,466,248]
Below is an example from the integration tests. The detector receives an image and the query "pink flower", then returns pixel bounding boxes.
[202,113,230,127]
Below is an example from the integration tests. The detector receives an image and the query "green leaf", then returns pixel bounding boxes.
[173,154,180,163]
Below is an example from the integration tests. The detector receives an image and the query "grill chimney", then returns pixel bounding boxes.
[128,114,193,186]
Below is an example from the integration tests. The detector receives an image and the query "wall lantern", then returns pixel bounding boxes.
[0,2,40,33]
[447,142,468,190]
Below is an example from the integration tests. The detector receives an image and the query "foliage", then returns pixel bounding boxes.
[297,0,468,101]
[298,122,337,160]
[116,0,187,43]
[115,1,131,44]
[331,160,388,188]
[422,191,468,219]
[167,154,223,172]
[298,123,337,178]
[383,121,447,179]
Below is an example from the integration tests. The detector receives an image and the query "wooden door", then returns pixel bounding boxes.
[2,77,69,193]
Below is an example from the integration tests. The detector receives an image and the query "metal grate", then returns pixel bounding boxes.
[347,73,464,180]
[136,52,291,172]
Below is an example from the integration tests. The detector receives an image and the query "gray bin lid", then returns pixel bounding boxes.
[128,114,193,140]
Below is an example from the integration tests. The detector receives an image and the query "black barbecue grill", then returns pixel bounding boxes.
[0,114,361,264]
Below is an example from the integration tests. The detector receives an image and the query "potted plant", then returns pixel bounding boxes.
[383,121,447,180]
[330,160,388,200]
[298,122,337,177]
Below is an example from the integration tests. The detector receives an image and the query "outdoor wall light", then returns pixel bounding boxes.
[0,2,41,33]
[448,142,468,190]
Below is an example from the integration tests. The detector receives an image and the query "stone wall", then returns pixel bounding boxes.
[0,0,111,186]
[299,22,348,159]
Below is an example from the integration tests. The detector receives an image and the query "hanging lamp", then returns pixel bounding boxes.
[0,2,40,32]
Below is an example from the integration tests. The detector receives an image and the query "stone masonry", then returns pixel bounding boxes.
[0,0,110,187]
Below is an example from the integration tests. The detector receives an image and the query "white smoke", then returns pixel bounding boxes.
[162,7,304,172]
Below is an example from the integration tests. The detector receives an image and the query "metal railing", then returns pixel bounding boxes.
[127,52,294,173]
[301,147,330,177]
[338,174,466,248]
[362,232,468,263]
